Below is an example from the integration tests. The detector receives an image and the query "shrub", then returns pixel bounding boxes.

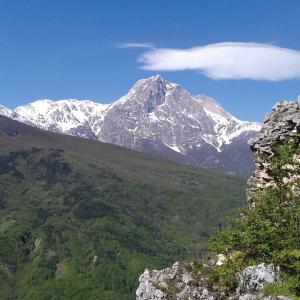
[210,143,300,298]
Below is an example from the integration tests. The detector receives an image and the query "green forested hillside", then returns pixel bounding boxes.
[0,116,246,299]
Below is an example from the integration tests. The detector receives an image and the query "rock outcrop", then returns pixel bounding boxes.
[136,100,299,300]
[136,261,283,300]
[237,264,280,297]
[247,101,300,202]
[136,262,217,300]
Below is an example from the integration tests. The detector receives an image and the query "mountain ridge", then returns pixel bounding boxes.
[0,75,261,174]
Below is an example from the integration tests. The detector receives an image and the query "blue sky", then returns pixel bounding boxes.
[0,0,300,121]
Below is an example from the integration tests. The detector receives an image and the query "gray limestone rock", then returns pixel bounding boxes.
[247,100,300,202]
[237,264,280,296]
[136,262,217,300]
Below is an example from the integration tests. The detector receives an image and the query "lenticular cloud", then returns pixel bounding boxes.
[138,42,300,81]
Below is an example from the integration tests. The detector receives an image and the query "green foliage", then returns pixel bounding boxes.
[200,251,248,296]
[0,147,245,299]
[269,143,298,183]
[210,137,300,297]
[208,260,237,295]
[264,273,300,300]
[211,187,300,296]
[259,136,300,184]
[212,187,300,260]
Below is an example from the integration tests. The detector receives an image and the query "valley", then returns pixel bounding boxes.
[0,116,246,299]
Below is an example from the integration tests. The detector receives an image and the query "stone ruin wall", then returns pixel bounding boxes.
[247,100,300,203]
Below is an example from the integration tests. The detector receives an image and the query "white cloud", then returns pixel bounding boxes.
[117,42,154,49]
[136,42,300,81]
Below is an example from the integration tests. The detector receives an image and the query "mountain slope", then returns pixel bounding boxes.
[0,75,260,175]
[0,116,246,299]
[14,99,109,138]
[0,104,18,119]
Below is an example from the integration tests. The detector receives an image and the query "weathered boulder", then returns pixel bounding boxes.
[136,262,217,300]
[136,269,166,300]
[237,263,280,296]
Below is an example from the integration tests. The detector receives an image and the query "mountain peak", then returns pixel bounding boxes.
[134,74,166,87]
[150,74,164,80]
[131,75,184,97]
[141,74,168,83]
[0,76,261,174]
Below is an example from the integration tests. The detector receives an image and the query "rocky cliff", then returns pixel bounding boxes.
[136,259,283,300]
[136,100,300,300]
[247,101,300,202]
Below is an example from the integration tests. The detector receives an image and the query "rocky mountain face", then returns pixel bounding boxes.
[0,75,260,175]
[136,261,282,300]
[14,99,109,139]
[135,100,300,300]
[248,100,300,202]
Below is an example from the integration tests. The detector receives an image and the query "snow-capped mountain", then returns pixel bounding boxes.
[14,99,109,139]
[0,104,18,119]
[0,75,261,174]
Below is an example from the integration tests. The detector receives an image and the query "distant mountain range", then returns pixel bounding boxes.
[0,75,260,175]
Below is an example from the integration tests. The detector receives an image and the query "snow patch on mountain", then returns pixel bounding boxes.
[0,75,261,174]
[203,107,261,149]
[0,104,18,119]
[166,144,184,154]
[14,99,109,138]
